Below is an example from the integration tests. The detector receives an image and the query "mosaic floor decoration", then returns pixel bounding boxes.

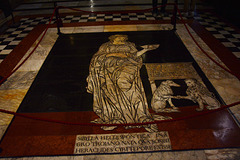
[0,30,239,157]
[1,12,240,61]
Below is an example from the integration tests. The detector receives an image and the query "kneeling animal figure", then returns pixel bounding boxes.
[151,80,180,113]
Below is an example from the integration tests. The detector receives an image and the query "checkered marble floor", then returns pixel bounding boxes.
[0,11,240,61]
[195,12,240,59]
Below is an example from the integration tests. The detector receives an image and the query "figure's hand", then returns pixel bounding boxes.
[140,44,159,50]
[136,44,159,57]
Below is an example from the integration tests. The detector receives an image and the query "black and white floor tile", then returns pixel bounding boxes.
[0,11,240,61]
[195,12,240,59]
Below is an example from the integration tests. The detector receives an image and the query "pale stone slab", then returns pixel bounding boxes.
[205,148,240,160]
[0,71,37,90]
[0,125,8,139]
[74,132,171,154]
[145,62,201,80]
[73,26,104,33]
[104,25,137,32]
[82,150,207,160]
[60,27,75,34]
[0,89,28,125]
[233,52,240,58]
[136,24,173,31]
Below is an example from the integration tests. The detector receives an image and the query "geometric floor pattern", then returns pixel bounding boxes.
[1,11,240,61]
[196,12,240,59]
[0,31,239,157]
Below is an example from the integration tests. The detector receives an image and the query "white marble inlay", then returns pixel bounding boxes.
[97,14,105,17]
[0,45,7,50]
[213,34,225,39]
[105,16,113,19]
[0,49,12,54]
[223,27,235,31]
[63,20,72,23]
[233,34,240,38]
[96,19,105,22]
[74,132,171,154]
[6,28,17,32]
[228,38,240,42]
[222,42,236,47]
[81,15,89,17]
[66,15,74,18]
[146,17,155,20]
[72,17,81,20]
[219,31,230,35]
[121,15,129,18]
[24,27,34,31]
[129,17,138,20]
[9,40,21,45]
[17,33,28,37]
[19,25,29,28]
[113,13,121,16]
[3,37,15,42]
[12,31,23,35]
[137,15,147,18]
[88,17,97,19]
[113,18,121,21]
[233,52,240,58]
[79,19,88,22]
[206,27,217,31]
[144,12,152,15]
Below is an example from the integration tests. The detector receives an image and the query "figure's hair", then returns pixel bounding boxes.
[108,34,128,42]
[185,78,196,84]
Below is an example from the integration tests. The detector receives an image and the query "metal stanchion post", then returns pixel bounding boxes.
[54,2,63,35]
[171,0,178,31]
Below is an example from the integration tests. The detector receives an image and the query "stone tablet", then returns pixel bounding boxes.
[74,131,171,154]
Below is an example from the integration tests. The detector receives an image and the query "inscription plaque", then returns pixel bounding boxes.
[145,62,200,80]
[74,132,171,154]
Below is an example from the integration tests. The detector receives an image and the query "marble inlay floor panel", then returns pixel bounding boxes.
[0,24,239,158]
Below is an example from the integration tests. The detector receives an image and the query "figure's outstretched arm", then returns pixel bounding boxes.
[136,44,160,57]
[136,48,149,57]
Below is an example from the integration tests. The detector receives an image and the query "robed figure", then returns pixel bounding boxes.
[86,34,170,132]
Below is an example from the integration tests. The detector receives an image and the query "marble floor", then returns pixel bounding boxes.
[0,0,240,160]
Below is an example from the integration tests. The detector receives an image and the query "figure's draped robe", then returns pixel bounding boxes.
[87,41,156,130]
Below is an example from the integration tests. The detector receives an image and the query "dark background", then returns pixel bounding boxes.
[17,31,221,113]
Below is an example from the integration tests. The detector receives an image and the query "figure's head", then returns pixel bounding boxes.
[109,34,128,44]
[184,79,196,87]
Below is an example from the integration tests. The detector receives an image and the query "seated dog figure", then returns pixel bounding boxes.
[151,80,181,113]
